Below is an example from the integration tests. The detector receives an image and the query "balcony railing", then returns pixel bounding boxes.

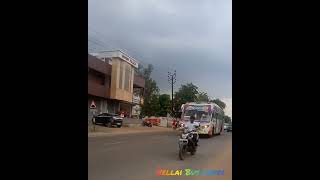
[88,81,110,98]
[88,54,112,76]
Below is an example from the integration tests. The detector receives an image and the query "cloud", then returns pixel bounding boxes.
[89,0,232,99]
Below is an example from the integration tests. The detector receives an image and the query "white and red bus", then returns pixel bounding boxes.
[180,102,224,137]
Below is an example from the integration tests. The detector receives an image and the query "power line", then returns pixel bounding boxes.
[88,39,107,48]
[88,35,113,48]
[88,35,111,47]
[88,25,118,49]
[88,25,180,83]
[88,34,114,52]
[88,25,153,68]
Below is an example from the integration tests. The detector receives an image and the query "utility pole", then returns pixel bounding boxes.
[168,70,176,118]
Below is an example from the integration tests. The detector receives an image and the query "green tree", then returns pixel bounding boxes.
[140,64,160,117]
[149,94,160,116]
[172,83,199,117]
[210,98,226,110]
[223,115,232,124]
[196,92,209,102]
[135,64,144,76]
[158,94,171,117]
[176,83,199,102]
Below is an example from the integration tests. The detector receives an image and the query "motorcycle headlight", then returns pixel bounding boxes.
[181,134,188,138]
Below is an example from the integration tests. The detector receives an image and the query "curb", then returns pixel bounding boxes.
[122,124,142,127]
[88,127,174,137]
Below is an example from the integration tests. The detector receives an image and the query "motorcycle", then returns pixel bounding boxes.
[178,126,199,160]
[172,119,179,130]
[142,119,152,127]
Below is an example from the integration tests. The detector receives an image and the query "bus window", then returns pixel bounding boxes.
[182,105,211,122]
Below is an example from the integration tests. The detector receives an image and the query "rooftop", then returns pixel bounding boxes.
[94,49,139,68]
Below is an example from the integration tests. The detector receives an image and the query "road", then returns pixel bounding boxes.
[89,130,232,180]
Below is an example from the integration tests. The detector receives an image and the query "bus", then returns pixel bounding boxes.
[180,102,224,137]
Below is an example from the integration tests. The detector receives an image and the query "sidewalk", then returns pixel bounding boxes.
[88,125,174,137]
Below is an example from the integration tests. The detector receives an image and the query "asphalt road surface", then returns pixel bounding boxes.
[89,130,232,180]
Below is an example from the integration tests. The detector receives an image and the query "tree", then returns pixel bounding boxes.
[135,64,144,77]
[143,64,153,79]
[210,98,226,110]
[140,64,160,117]
[223,115,232,124]
[158,94,171,117]
[172,83,199,117]
[149,94,160,116]
[196,92,209,102]
[176,83,199,102]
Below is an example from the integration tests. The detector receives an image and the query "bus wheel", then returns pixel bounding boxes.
[217,127,222,135]
[208,128,213,138]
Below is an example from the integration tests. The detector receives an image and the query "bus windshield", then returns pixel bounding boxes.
[182,105,211,122]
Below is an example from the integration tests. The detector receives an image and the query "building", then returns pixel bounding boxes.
[88,50,145,120]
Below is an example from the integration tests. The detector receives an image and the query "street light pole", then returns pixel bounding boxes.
[171,73,176,115]
[168,70,176,118]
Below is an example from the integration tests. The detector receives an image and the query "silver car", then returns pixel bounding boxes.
[224,123,232,132]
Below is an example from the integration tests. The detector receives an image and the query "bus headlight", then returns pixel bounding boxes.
[202,125,209,128]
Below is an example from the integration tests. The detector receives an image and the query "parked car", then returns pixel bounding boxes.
[92,113,123,128]
[224,123,232,132]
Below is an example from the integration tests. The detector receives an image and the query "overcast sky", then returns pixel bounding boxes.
[89,0,232,116]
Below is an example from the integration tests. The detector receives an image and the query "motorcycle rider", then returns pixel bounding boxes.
[185,114,199,146]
